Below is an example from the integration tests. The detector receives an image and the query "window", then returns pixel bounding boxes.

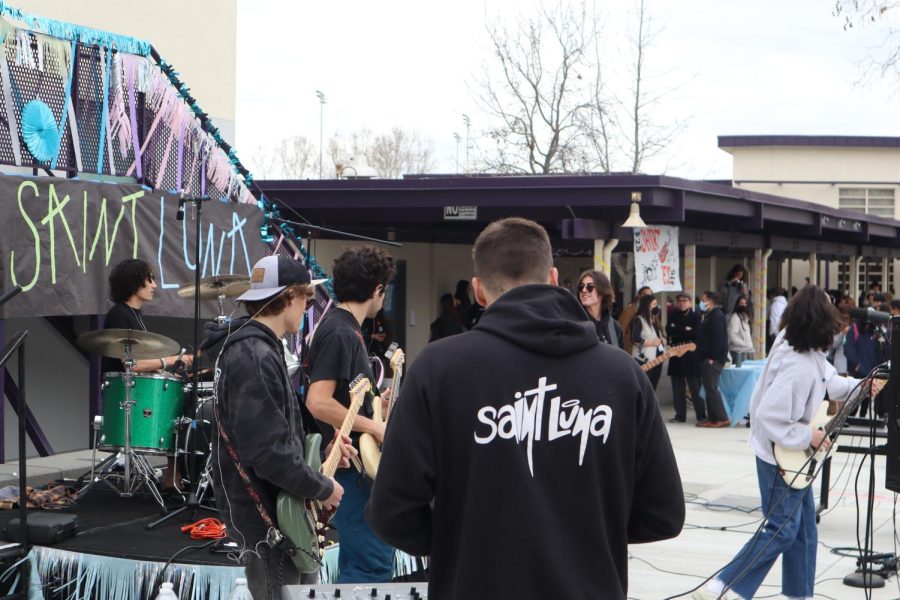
[839,187,895,218]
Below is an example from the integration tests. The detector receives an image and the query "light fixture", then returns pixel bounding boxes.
[622,191,647,228]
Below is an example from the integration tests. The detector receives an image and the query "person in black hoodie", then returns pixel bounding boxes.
[577,268,624,349]
[208,255,350,599]
[697,290,731,427]
[667,292,704,424]
[367,217,684,600]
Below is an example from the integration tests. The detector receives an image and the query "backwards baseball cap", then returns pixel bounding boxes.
[236,255,327,302]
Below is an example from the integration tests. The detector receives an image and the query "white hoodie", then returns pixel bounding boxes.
[768,295,787,336]
[749,330,860,465]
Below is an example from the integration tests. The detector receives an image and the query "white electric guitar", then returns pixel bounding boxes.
[774,378,886,489]
[358,344,405,479]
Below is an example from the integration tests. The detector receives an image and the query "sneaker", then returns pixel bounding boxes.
[668,417,686,423]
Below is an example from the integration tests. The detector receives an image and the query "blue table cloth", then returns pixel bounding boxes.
[718,360,766,426]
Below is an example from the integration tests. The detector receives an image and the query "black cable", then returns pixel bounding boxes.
[149,540,215,596]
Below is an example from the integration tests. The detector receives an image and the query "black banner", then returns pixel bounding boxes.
[0,175,267,318]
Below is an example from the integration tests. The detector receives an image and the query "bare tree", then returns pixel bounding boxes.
[834,1,900,79]
[248,145,278,179]
[276,136,318,178]
[473,0,682,175]
[367,127,436,177]
[475,2,594,174]
[623,0,682,173]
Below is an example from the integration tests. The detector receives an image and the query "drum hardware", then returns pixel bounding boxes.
[76,329,181,510]
[176,274,250,323]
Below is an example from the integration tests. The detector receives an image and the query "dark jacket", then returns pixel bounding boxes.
[367,285,684,600]
[698,307,729,364]
[208,318,332,548]
[666,308,702,378]
[592,312,625,349]
[429,312,464,342]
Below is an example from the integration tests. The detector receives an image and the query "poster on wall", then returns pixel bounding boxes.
[0,174,267,318]
[633,226,681,292]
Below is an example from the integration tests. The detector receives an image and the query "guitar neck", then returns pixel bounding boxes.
[642,352,670,372]
[321,395,365,478]
[385,366,403,421]
[824,379,880,437]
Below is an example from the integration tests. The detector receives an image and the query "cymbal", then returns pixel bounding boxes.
[77,329,181,360]
[176,275,250,300]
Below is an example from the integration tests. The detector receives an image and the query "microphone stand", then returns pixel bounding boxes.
[147,196,214,529]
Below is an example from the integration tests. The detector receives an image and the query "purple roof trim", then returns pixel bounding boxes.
[718,135,900,149]
[257,173,899,229]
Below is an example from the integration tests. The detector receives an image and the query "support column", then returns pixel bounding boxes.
[708,255,717,292]
[850,255,861,301]
[684,244,696,301]
[882,257,890,291]
[808,253,818,286]
[787,259,793,291]
[593,239,618,274]
[753,249,772,359]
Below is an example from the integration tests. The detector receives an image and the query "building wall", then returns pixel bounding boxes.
[13,0,236,144]
[726,144,900,297]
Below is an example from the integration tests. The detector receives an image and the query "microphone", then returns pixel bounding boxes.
[849,307,891,325]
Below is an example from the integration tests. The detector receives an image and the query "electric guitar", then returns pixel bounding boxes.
[359,344,406,479]
[640,343,696,372]
[774,377,886,489]
[276,374,370,573]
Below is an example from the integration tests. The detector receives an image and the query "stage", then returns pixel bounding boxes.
[0,419,895,599]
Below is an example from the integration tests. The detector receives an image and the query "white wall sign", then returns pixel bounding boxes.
[633,226,681,292]
[443,206,478,220]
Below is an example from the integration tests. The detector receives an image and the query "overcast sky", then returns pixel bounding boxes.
[235,0,900,180]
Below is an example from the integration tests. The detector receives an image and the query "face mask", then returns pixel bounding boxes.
[698,301,708,312]
[652,307,661,316]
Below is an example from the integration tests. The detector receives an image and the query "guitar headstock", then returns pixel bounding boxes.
[389,348,405,372]
[349,374,371,410]
[671,343,697,358]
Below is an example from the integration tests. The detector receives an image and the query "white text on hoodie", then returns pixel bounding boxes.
[473,376,612,476]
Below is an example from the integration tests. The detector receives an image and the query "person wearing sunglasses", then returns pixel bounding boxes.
[576,270,623,349]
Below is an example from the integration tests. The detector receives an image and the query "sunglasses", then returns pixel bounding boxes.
[577,283,596,293]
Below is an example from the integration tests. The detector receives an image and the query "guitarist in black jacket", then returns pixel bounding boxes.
[210,255,350,599]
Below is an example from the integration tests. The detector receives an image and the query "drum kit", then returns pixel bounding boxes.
[75,274,250,511]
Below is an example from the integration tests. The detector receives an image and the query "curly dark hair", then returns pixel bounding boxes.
[332,246,396,303]
[109,258,153,303]
[780,285,841,353]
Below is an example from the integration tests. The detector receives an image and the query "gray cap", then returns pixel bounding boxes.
[236,255,327,302]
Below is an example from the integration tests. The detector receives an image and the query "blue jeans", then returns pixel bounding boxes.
[718,458,817,598]
[333,469,395,583]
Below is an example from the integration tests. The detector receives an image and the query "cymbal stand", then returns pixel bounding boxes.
[216,290,228,324]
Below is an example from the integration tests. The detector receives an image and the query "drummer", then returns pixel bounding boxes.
[102,258,193,489]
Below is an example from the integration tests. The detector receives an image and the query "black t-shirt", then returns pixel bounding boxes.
[307,308,376,444]
[101,302,147,374]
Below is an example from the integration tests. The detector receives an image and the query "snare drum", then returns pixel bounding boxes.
[99,372,184,454]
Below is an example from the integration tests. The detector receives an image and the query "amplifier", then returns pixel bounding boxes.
[282,583,427,600]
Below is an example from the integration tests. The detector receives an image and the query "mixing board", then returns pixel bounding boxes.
[282,583,428,600]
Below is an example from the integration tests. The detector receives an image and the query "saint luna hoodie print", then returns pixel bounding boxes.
[367,285,685,600]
